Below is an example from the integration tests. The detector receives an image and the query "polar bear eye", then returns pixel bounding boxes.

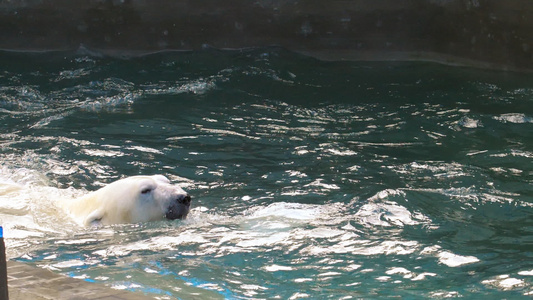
[141,188,152,194]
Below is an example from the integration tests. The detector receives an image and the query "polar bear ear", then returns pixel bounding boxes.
[152,175,170,184]
[84,209,105,226]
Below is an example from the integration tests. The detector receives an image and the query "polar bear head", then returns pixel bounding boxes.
[66,175,191,226]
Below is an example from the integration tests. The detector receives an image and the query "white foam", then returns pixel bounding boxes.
[482,275,525,290]
[459,117,482,128]
[264,264,293,272]
[0,169,83,257]
[247,202,322,220]
[355,189,430,227]
[494,113,532,124]
[518,270,533,276]
[437,251,479,267]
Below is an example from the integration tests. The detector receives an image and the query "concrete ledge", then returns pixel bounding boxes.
[8,261,151,300]
[0,0,531,72]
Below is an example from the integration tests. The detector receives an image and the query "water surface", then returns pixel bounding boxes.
[0,49,532,299]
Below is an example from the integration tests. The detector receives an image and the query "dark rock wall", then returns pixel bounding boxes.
[0,0,531,71]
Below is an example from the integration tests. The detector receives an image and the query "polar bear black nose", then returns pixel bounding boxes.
[179,194,191,205]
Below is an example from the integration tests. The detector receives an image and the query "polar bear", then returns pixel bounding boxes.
[61,175,191,226]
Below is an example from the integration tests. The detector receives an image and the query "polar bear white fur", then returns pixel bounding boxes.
[61,175,191,226]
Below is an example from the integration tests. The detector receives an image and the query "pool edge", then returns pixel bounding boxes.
[7,260,151,300]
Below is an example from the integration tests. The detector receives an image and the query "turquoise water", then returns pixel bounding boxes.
[0,49,532,299]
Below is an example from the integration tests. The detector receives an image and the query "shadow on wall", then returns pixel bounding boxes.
[0,0,531,71]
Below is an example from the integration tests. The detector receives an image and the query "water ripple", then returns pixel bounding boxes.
[1,51,533,298]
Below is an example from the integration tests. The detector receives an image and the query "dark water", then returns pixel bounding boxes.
[0,49,532,299]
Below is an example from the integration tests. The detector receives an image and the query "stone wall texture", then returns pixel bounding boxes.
[0,0,531,71]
